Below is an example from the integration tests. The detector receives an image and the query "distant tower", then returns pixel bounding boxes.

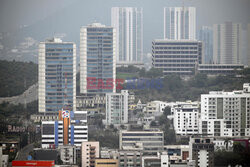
[111,7,143,63]
[80,23,116,95]
[198,26,213,64]
[164,7,196,40]
[38,38,76,113]
[213,22,242,64]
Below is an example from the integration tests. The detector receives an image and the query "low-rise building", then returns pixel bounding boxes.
[197,64,244,75]
[172,101,200,135]
[58,145,77,165]
[106,90,129,125]
[163,145,189,164]
[95,159,119,167]
[189,137,214,167]
[144,101,169,115]
[41,111,88,148]
[119,130,164,154]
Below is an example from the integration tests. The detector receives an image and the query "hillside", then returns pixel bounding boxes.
[0,60,38,97]
[117,67,250,103]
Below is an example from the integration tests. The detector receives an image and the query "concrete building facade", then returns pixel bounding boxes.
[152,39,203,75]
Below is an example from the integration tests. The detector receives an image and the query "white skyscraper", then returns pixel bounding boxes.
[164,7,196,40]
[213,22,242,64]
[111,7,143,63]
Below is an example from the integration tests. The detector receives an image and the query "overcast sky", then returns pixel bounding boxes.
[0,0,250,54]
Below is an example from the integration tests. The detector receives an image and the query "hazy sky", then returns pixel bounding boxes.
[0,0,250,54]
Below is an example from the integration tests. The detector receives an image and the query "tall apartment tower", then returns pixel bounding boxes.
[164,7,196,40]
[38,38,76,113]
[106,90,129,125]
[198,26,213,64]
[80,23,116,95]
[213,22,242,64]
[111,7,143,63]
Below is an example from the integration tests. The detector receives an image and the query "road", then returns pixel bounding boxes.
[15,143,34,160]
[0,83,38,105]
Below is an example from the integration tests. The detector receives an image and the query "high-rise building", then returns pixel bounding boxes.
[189,137,214,167]
[106,90,129,125]
[38,38,76,113]
[198,26,213,64]
[152,39,203,75]
[111,7,143,63]
[41,111,88,148]
[164,7,196,40]
[200,83,250,137]
[81,141,100,167]
[80,23,116,95]
[213,22,242,64]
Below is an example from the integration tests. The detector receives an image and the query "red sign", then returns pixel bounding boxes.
[12,160,55,167]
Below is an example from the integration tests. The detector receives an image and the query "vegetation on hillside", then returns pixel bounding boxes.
[0,60,38,97]
[117,67,250,103]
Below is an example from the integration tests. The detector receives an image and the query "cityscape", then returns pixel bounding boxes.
[0,0,250,167]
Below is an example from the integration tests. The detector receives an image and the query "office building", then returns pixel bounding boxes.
[164,7,196,40]
[95,159,119,167]
[106,90,129,125]
[119,130,164,153]
[152,39,203,75]
[111,7,143,63]
[81,141,100,167]
[172,102,200,135]
[189,137,214,167]
[198,26,213,64]
[200,83,250,137]
[41,111,88,148]
[80,23,116,95]
[38,37,76,113]
[213,22,242,64]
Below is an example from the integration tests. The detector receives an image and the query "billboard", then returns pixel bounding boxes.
[12,160,55,167]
